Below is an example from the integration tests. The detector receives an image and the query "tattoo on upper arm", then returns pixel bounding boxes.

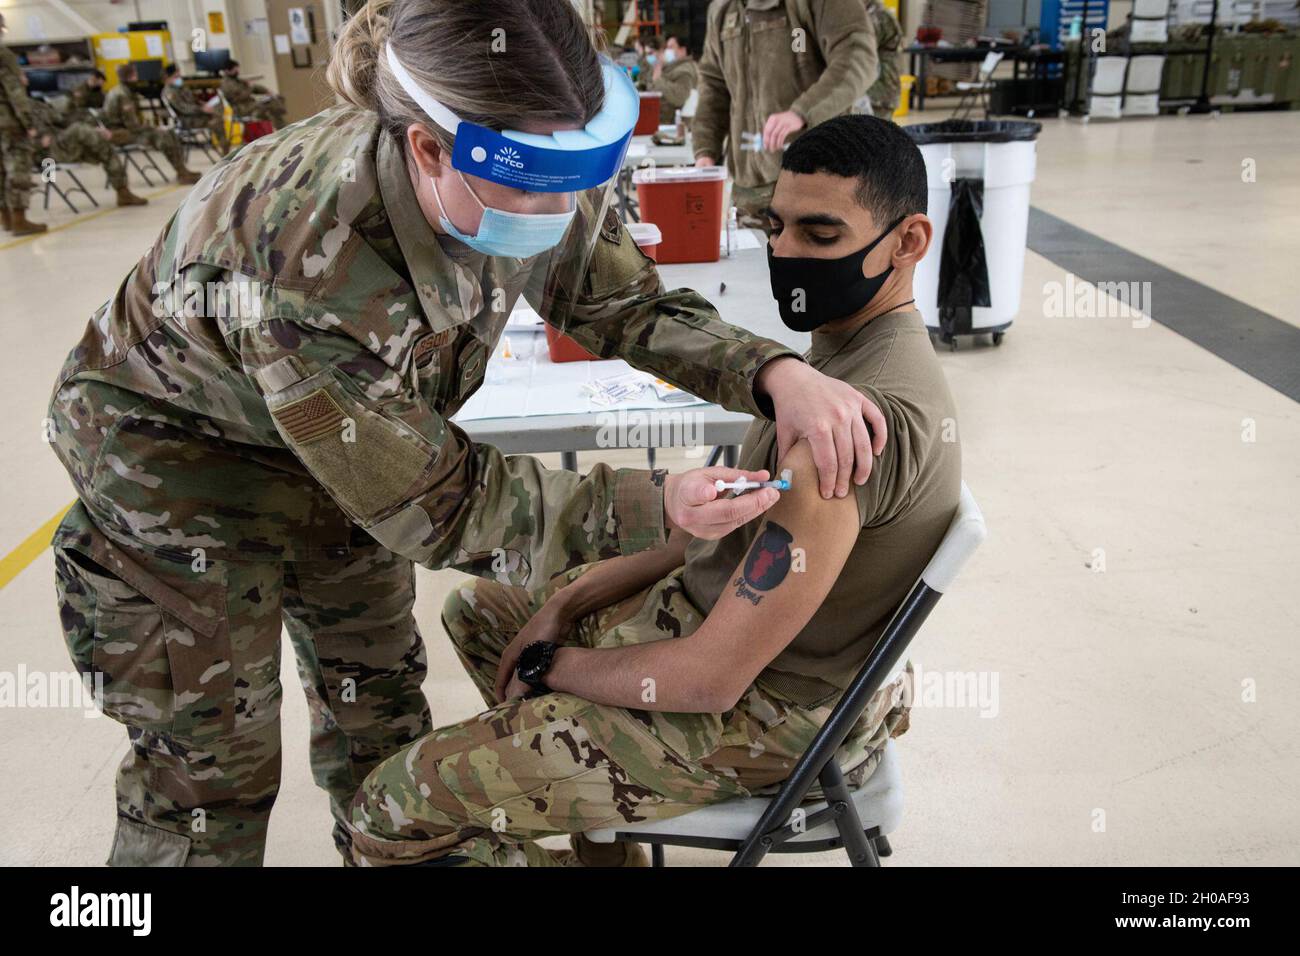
[732,521,793,606]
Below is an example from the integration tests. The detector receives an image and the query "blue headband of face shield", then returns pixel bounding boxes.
[384,43,638,193]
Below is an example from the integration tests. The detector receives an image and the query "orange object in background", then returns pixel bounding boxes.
[544,323,601,363]
[546,220,664,363]
[635,92,662,135]
[632,166,725,264]
[627,221,662,261]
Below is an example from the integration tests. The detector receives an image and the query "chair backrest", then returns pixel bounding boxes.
[979,51,1005,80]
[730,482,986,863]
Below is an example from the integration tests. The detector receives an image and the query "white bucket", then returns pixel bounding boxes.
[913,136,1038,333]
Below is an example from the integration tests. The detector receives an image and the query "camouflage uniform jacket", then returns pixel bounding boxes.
[865,0,902,114]
[67,82,105,124]
[162,82,209,120]
[0,45,32,133]
[220,75,267,112]
[694,0,878,188]
[49,107,800,586]
[102,84,144,131]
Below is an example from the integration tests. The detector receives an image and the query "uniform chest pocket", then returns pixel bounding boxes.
[413,330,456,408]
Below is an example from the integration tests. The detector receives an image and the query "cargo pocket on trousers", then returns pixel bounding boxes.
[108,816,191,867]
[52,506,235,742]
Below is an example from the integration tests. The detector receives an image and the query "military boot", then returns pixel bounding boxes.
[116,187,148,207]
[8,208,48,235]
[1,207,11,231]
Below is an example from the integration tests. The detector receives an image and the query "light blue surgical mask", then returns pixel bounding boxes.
[432,169,575,259]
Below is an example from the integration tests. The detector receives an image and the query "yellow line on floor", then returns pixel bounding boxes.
[0,502,75,591]
[0,183,184,252]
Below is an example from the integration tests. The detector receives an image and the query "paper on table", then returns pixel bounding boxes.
[453,338,708,422]
[506,304,545,329]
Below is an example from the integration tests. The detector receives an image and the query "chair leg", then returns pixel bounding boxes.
[819,761,878,867]
[651,844,665,868]
[873,834,892,858]
[64,169,96,208]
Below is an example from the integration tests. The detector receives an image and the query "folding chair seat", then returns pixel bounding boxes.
[584,482,987,867]
[114,143,164,187]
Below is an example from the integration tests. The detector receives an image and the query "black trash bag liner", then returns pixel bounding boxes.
[937,177,992,334]
[905,119,1041,145]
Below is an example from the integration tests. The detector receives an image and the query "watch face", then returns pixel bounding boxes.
[518,642,555,685]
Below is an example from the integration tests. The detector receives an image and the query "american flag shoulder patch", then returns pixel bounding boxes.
[273,389,346,444]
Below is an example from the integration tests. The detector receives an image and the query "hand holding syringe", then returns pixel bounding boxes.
[715,469,792,495]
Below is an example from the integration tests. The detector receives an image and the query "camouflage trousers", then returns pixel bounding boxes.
[349,566,911,866]
[52,501,432,866]
[110,126,186,172]
[47,123,129,190]
[0,127,37,209]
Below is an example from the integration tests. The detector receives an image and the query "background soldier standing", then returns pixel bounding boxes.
[103,63,201,185]
[693,0,877,228]
[0,13,46,235]
[645,34,698,124]
[161,64,230,156]
[862,0,902,118]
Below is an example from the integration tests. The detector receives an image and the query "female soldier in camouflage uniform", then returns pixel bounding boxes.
[49,0,887,866]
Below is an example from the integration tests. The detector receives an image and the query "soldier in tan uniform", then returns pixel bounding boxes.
[0,13,46,235]
[49,0,888,867]
[161,63,230,156]
[645,34,699,124]
[219,60,287,128]
[350,115,959,867]
[102,63,201,185]
[693,0,878,228]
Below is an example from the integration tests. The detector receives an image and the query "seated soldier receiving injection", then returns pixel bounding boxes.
[349,116,961,867]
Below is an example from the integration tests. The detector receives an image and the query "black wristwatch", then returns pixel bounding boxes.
[516,641,558,694]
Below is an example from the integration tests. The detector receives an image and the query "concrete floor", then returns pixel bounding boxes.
[1,109,1297,866]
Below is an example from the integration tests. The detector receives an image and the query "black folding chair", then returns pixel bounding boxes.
[42,163,98,214]
[163,97,219,164]
[584,482,987,866]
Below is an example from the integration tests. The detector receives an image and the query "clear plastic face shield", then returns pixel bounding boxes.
[385,43,638,331]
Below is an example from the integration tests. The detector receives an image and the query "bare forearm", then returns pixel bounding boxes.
[545,639,727,712]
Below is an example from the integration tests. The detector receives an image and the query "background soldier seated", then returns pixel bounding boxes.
[102,63,200,185]
[31,99,147,208]
[219,60,287,128]
[161,64,230,156]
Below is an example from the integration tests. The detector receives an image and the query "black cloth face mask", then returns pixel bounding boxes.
[767,216,906,332]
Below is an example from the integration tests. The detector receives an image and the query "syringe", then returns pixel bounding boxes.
[714,469,793,495]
